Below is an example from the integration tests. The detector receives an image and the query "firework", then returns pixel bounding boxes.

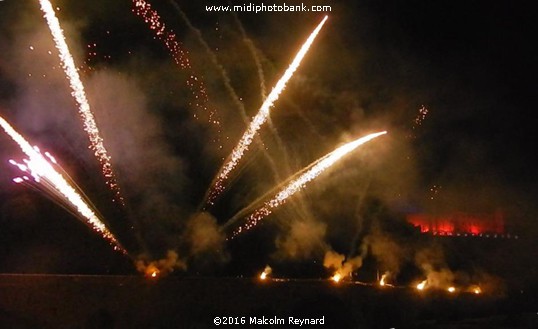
[38,0,124,205]
[0,116,126,254]
[132,0,222,144]
[204,15,329,207]
[413,105,429,128]
[227,131,386,238]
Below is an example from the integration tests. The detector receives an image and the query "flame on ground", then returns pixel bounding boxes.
[259,265,272,281]
[331,273,342,283]
[379,272,389,286]
[416,280,427,291]
[470,285,482,294]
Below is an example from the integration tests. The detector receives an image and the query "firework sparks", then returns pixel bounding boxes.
[131,0,222,144]
[0,116,126,254]
[227,131,386,238]
[38,0,124,205]
[204,15,329,207]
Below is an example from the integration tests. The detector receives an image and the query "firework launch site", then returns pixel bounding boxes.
[0,272,537,329]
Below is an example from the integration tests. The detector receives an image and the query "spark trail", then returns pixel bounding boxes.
[132,0,222,146]
[38,0,124,205]
[205,15,329,207]
[0,115,126,254]
[169,1,284,192]
[230,11,267,100]
[226,131,387,238]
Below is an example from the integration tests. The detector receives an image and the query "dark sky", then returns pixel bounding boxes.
[0,0,536,277]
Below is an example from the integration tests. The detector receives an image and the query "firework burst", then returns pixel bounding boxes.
[204,15,329,207]
[131,0,222,145]
[0,115,126,254]
[38,0,124,205]
[226,131,387,238]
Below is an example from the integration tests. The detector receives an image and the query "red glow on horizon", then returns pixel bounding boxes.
[407,212,504,236]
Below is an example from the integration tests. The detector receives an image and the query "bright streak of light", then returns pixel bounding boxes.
[448,286,456,293]
[229,131,386,238]
[131,0,221,144]
[38,0,124,205]
[205,16,329,207]
[0,116,126,254]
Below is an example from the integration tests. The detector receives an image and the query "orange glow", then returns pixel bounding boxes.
[416,280,427,291]
[447,286,456,293]
[470,285,482,294]
[379,273,389,286]
[145,265,160,279]
[407,212,505,236]
[331,273,342,283]
[259,265,272,281]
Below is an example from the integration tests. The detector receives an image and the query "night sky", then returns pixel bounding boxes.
[0,0,536,284]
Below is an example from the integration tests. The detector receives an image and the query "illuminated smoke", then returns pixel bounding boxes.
[38,0,124,205]
[204,16,329,207]
[469,285,482,294]
[135,250,185,277]
[0,115,125,254]
[274,220,327,260]
[170,2,282,183]
[324,250,363,283]
[231,11,267,100]
[227,131,386,238]
[131,0,222,145]
[184,212,227,256]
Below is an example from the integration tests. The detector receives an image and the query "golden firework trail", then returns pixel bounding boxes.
[227,131,387,238]
[132,0,222,145]
[205,15,329,207]
[0,116,126,254]
[38,0,124,205]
